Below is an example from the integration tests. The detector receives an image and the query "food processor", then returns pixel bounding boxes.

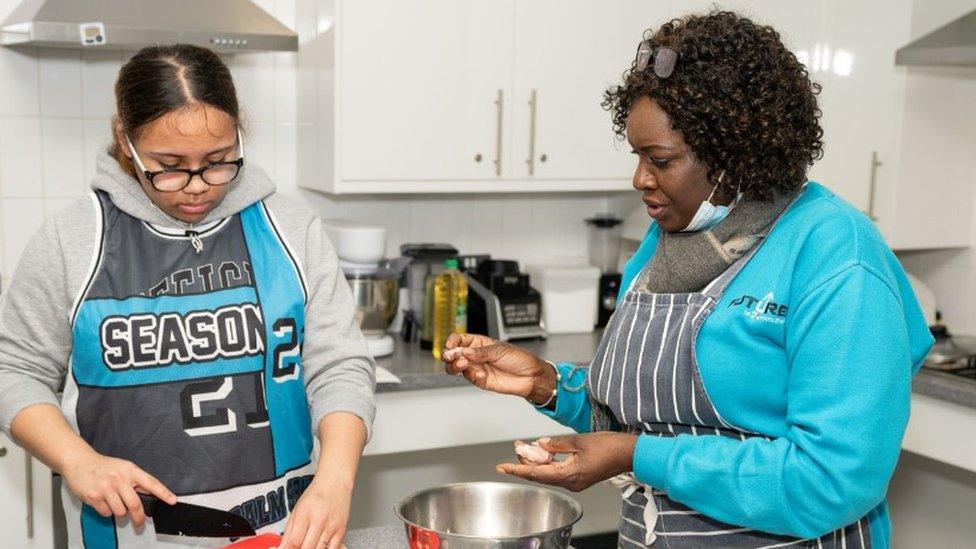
[322,220,406,358]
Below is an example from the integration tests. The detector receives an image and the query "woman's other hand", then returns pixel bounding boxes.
[441,333,557,404]
[496,433,638,492]
[61,451,177,528]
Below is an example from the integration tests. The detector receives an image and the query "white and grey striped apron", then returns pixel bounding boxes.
[588,220,872,548]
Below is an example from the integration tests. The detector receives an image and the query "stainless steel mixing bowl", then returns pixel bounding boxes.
[346,273,399,337]
[394,482,583,548]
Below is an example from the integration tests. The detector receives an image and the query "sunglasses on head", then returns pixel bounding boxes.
[635,41,679,78]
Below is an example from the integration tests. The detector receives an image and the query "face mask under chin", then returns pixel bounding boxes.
[679,184,739,233]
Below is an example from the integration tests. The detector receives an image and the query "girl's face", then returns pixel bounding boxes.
[116,103,239,224]
[626,96,731,233]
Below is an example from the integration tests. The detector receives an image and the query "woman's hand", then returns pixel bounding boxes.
[278,476,352,549]
[441,333,556,404]
[61,450,177,528]
[496,433,638,492]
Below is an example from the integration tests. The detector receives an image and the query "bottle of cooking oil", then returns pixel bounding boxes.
[432,259,468,360]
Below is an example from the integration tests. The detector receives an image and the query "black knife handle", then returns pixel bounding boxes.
[137,493,159,517]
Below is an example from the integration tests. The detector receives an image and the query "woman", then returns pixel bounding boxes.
[0,45,374,548]
[443,11,933,548]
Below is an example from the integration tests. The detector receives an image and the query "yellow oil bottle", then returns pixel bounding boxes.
[432,259,468,360]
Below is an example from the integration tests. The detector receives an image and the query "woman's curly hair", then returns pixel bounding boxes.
[603,10,823,200]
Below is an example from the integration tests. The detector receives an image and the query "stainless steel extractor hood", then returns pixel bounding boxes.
[896,9,976,66]
[1,0,297,53]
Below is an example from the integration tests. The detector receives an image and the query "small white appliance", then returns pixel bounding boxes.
[525,264,601,334]
[322,219,402,358]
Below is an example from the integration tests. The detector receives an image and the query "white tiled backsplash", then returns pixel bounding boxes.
[0,0,626,285]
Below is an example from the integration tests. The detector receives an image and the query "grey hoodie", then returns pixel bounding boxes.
[0,151,376,545]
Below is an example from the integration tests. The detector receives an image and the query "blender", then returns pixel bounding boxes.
[322,220,406,358]
[585,215,623,328]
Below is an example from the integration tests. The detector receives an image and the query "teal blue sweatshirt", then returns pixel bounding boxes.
[538,183,933,546]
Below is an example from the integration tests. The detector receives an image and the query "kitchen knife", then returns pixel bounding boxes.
[138,493,256,538]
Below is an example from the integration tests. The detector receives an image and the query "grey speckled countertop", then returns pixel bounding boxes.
[376,332,976,411]
[375,332,603,393]
[345,525,407,548]
[912,368,976,409]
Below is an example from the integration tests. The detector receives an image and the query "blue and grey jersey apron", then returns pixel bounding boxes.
[588,214,871,548]
[62,191,315,548]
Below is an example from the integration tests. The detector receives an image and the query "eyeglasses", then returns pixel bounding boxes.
[125,128,245,193]
[635,41,679,79]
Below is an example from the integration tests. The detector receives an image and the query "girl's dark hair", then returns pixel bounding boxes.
[111,44,240,175]
[603,10,824,200]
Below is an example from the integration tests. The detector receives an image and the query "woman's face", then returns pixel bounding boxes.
[626,96,726,233]
[116,103,238,224]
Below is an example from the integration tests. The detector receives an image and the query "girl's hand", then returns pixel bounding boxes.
[278,476,353,549]
[61,451,177,528]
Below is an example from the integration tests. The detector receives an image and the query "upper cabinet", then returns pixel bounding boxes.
[337,0,516,184]
[299,0,672,194]
[803,0,974,250]
[807,0,913,243]
[509,1,673,182]
[301,0,974,251]
[882,0,976,251]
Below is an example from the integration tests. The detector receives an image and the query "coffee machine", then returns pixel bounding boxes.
[586,215,623,328]
[464,257,547,341]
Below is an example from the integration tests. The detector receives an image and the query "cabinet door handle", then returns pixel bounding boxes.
[526,89,538,176]
[867,150,881,221]
[493,89,504,177]
[25,455,34,538]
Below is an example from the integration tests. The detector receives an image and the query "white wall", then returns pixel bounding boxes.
[0,0,302,282]
[0,0,616,287]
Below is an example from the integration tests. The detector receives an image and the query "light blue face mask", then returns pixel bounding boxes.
[680,184,737,232]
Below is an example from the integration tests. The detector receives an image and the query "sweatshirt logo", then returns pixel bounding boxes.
[727,292,788,325]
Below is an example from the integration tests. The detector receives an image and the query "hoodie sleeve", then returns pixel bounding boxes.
[297,216,377,440]
[0,220,74,438]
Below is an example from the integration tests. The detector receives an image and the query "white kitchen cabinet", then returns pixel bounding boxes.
[509,0,674,182]
[881,0,976,251]
[902,392,976,475]
[805,0,912,245]
[0,435,54,548]
[299,0,652,194]
[809,0,976,250]
[338,0,516,184]
[885,68,976,250]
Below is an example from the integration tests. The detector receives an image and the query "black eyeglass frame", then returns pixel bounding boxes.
[139,157,245,193]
